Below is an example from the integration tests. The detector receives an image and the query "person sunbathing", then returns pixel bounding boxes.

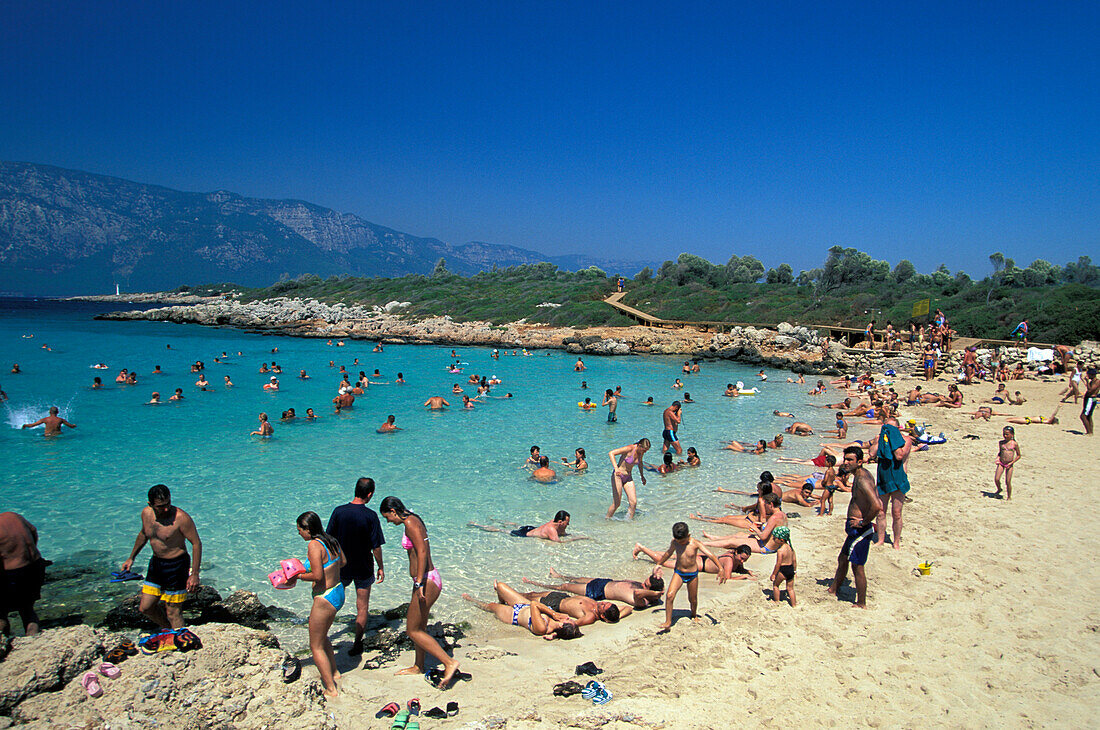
[1004,406,1060,426]
[698,495,787,554]
[723,439,767,454]
[510,588,627,626]
[462,581,581,640]
[632,542,754,581]
[522,567,664,609]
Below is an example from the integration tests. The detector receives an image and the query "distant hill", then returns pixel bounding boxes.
[0,161,657,295]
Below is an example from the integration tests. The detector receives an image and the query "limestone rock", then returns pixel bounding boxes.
[0,624,104,715]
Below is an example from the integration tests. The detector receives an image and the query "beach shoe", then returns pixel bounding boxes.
[424,707,448,719]
[447,701,459,717]
[81,671,104,698]
[376,702,400,719]
[407,698,420,716]
[174,628,202,652]
[406,717,420,730]
[97,662,121,679]
[553,681,584,697]
[109,570,144,583]
[575,661,603,676]
[390,709,410,730]
[591,687,613,705]
[426,667,472,687]
[105,647,128,664]
[580,680,603,699]
[282,656,301,684]
[138,631,177,655]
[118,639,138,656]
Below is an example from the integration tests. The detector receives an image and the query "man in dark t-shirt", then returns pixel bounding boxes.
[327,477,386,655]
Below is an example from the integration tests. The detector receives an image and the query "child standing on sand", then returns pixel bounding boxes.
[994,426,1021,500]
[769,526,796,606]
[654,522,725,628]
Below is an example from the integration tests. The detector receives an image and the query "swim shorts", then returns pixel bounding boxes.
[584,578,611,601]
[607,412,617,423]
[662,429,678,443]
[1084,397,1097,418]
[0,559,45,614]
[839,524,875,567]
[541,591,569,612]
[143,554,190,603]
[340,573,375,590]
[510,525,536,538]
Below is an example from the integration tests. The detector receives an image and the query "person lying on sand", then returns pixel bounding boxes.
[633,541,755,581]
[511,588,626,626]
[1004,406,1059,426]
[970,406,1011,420]
[818,398,852,410]
[723,439,767,454]
[691,493,785,537]
[468,511,587,542]
[463,582,581,640]
[522,567,665,609]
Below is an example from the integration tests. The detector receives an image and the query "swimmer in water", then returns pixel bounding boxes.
[378,414,400,433]
[531,457,557,483]
[152,365,162,374]
[685,447,701,466]
[299,370,310,379]
[264,377,279,391]
[305,408,317,420]
[395,372,405,384]
[423,396,450,410]
[170,388,185,401]
[643,396,654,406]
[92,377,103,389]
[562,448,588,472]
[462,395,475,409]
[195,374,209,389]
[250,412,274,437]
[146,392,162,404]
[21,406,76,436]
[11,364,21,374]
[224,375,233,387]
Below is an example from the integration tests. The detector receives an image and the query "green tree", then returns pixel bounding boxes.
[766,263,794,284]
[892,259,916,283]
[635,266,653,281]
[431,258,449,277]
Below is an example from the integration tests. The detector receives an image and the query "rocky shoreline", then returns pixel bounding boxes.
[91,295,935,375]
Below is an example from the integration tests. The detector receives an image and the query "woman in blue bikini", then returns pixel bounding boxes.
[380,496,461,688]
[290,511,346,698]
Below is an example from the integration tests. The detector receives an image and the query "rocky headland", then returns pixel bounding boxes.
[90,295,1098,376]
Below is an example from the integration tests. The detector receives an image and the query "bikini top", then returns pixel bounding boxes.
[623,453,636,464]
[314,539,339,569]
[401,529,429,551]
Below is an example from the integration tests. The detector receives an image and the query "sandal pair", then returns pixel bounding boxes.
[81,663,120,697]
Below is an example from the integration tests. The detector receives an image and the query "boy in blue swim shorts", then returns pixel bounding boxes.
[652,522,724,629]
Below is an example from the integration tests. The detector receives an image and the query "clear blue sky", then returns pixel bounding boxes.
[2,2,1097,275]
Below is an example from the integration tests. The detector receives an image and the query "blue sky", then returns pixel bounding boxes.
[1,2,1096,275]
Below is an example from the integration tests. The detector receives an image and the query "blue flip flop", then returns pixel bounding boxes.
[110,570,144,582]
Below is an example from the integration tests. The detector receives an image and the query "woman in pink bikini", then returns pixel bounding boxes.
[607,438,651,519]
[379,496,461,687]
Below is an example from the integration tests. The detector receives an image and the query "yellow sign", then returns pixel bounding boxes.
[912,298,930,318]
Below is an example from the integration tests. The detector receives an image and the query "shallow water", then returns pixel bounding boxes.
[1,298,842,624]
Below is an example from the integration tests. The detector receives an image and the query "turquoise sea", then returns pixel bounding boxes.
[1,298,840,625]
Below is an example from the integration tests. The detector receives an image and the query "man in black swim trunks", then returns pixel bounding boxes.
[120,485,202,630]
[662,401,683,455]
[523,567,664,609]
[827,446,882,608]
[469,511,586,542]
[513,587,626,626]
[1081,368,1099,436]
[327,477,386,655]
[0,511,45,635]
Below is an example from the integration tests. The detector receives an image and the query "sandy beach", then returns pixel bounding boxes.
[308,373,1100,728]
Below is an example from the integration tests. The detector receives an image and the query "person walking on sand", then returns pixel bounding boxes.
[875,416,912,550]
[327,478,386,656]
[287,511,345,699]
[1081,368,1099,435]
[994,426,1021,500]
[379,496,461,688]
[120,484,202,630]
[828,446,882,608]
[653,522,726,629]
[607,438,650,519]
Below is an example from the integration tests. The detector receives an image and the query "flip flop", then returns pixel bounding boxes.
[109,570,144,583]
[118,640,138,656]
[97,662,121,679]
[406,717,420,730]
[407,698,420,716]
[423,707,447,719]
[390,709,409,730]
[375,702,400,719]
[105,648,128,663]
[592,687,613,705]
[446,701,459,717]
[553,681,584,697]
[281,656,301,684]
[81,671,104,697]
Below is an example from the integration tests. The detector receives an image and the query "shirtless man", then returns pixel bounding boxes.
[250,412,273,436]
[633,541,754,581]
[785,422,814,436]
[723,383,739,397]
[1081,368,1099,435]
[820,398,852,410]
[524,567,665,609]
[574,358,586,372]
[423,396,450,410]
[516,588,622,626]
[531,456,557,483]
[603,389,618,423]
[470,511,585,542]
[773,410,795,418]
[662,401,683,455]
[377,414,400,433]
[723,439,766,454]
[827,446,882,608]
[334,389,355,408]
[120,485,202,629]
[21,406,76,436]
[0,512,44,635]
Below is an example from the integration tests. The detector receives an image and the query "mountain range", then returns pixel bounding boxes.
[0,161,657,295]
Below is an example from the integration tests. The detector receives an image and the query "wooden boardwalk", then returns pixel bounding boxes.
[602,293,1057,348]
